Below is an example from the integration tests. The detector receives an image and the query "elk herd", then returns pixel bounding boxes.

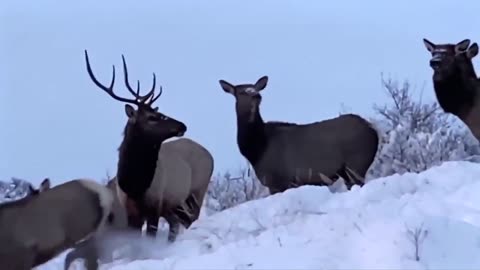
[0,38,479,269]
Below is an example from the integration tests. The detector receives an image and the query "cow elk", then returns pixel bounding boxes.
[423,38,480,141]
[0,178,114,270]
[64,178,130,270]
[219,76,379,194]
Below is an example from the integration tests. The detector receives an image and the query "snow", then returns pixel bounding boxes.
[38,161,480,270]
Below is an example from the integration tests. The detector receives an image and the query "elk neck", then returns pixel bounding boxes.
[117,124,161,202]
[433,69,475,118]
[235,106,268,167]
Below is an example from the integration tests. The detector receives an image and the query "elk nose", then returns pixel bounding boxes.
[429,57,442,70]
[175,124,187,136]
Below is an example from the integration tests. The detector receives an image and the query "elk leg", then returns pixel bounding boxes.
[164,213,180,243]
[345,166,365,187]
[337,168,353,190]
[124,197,144,235]
[82,239,100,270]
[64,238,99,270]
[339,164,365,190]
[146,214,159,238]
[127,215,144,233]
[171,205,194,229]
[64,246,84,270]
[183,194,200,228]
[268,186,282,195]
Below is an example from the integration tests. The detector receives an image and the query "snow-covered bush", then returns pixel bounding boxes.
[205,163,268,214]
[367,75,480,179]
[0,177,36,203]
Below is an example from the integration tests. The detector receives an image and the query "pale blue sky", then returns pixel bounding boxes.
[1,0,479,185]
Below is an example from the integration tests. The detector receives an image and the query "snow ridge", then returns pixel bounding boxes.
[36,161,480,270]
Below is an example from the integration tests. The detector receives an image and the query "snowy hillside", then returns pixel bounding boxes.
[37,161,480,270]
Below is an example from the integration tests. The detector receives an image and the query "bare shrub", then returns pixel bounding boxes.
[205,162,269,213]
[367,75,480,179]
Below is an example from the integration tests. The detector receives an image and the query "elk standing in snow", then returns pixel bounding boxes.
[423,38,480,141]
[143,137,214,241]
[64,178,129,270]
[219,76,379,194]
[0,178,114,270]
[84,51,213,244]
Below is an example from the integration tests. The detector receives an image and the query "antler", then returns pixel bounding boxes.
[146,84,162,106]
[84,50,160,106]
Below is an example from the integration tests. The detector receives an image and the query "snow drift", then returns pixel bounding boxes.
[38,161,480,269]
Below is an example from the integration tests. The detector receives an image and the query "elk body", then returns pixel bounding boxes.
[219,76,379,194]
[142,137,214,241]
[64,179,129,270]
[0,178,114,270]
[84,51,212,243]
[423,38,480,141]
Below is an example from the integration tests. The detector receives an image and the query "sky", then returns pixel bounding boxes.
[1,0,480,185]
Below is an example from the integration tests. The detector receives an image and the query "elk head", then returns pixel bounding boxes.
[219,76,269,123]
[423,38,479,80]
[27,178,51,195]
[84,50,187,142]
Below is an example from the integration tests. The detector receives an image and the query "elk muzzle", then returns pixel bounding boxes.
[429,56,442,70]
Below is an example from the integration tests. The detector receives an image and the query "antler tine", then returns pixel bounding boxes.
[121,54,151,101]
[136,80,140,96]
[146,73,163,105]
[140,72,158,104]
[147,86,162,105]
[84,50,139,104]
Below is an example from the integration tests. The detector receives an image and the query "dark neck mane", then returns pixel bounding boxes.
[265,121,299,127]
[433,67,476,118]
[117,124,161,201]
[236,109,267,167]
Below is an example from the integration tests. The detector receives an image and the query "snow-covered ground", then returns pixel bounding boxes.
[38,161,480,270]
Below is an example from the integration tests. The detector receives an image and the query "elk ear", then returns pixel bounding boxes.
[467,43,479,59]
[423,38,436,52]
[39,178,51,192]
[254,76,268,91]
[219,80,235,94]
[125,104,136,118]
[28,184,36,194]
[455,39,471,53]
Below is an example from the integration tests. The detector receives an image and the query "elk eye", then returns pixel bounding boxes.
[147,115,157,121]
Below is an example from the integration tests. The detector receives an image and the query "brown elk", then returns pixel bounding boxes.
[84,50,187,232]
[84,51,211,243]
[63,178,129,270]
[423,38,480,140]
[219,76,379,194]
[0,178,114,270]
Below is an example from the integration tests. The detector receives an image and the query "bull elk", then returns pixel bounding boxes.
[0,178,114,270]
[84,51,213,243]
[219,76,379,194]
[423,38,480,141]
